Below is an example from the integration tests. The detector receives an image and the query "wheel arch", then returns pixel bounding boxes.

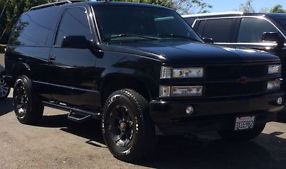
[12,63,31,82]
[100,73,153,105]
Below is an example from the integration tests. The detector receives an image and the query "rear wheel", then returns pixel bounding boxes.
[13,75,43,124]
[0,75,10,100]
[102,89,155,162]
[218,123,266,142]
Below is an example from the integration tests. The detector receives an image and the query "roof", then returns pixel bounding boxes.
[182,12,269,19]
[182,12,244,18]
[31,1,168,11]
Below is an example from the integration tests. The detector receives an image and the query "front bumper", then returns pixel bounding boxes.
[150,92,284,134]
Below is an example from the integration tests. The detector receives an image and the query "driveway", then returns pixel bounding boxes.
[0,91,286,169]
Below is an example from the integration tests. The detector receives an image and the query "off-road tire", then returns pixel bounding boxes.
[13,75,43,124]
[102,89,156,162]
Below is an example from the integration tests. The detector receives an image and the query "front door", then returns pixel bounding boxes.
[49,7,101,110]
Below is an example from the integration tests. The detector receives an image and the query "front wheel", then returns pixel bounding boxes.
[0,75,10,100]
[13,75,43,124]
[102,89,156,162]
[218,123,266,142]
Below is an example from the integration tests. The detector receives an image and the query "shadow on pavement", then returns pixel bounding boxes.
[37,114,69,128]
[0,98,13,116]
[32,114,286,169]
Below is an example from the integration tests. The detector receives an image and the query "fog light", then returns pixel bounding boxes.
[277,97,283,105]
[186,106,194,115]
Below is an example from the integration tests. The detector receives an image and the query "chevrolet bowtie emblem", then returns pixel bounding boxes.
[238,76,251,85]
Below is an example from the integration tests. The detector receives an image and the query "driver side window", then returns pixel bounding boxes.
[55,7,92,47]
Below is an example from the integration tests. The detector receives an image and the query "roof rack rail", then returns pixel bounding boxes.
[30,0,83,10]
[182,12,244,18]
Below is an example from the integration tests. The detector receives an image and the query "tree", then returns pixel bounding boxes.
[0,0,52,43]
[0,0,211,43]
[270,5,286,13]
[238,0,255,13]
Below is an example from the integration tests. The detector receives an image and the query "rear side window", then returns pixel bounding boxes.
[238,17,278,42]
[184,17,196,26]
[200,18,238,42]
[193,20,206,36]
[55,7,92,47]
[9,7,59,47]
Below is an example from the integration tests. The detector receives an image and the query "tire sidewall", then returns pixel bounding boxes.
[13,76,34,122]
[102,93,143,158]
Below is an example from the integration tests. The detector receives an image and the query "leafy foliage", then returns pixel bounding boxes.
[238,0,255,13]
[0,0,53,43]
[270,5,286,13]
[0,0,211,43]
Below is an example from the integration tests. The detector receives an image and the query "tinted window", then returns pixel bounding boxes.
[271,15,286,34]
[200,18,237,42]
[194,20,206,36]
[184,17,196,26]
[93,5,201,43]
[9,7,59,46]
[55,7,92,47]
[238,18,278,42]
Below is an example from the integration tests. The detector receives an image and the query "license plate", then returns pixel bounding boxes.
[234,116,255,131]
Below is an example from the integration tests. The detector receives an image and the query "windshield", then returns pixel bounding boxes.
[93,4,202,43]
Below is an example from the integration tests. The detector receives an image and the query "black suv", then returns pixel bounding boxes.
[184,12,286,88]
[4,2,285,161]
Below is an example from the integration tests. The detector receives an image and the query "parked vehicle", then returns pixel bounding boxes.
[0,65,10,100]
[183,12,286,120]
[4,2,285,161]
[184,12,286,86]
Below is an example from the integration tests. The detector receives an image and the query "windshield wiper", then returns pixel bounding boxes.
[158,34,201,42]
[103,34,160,42]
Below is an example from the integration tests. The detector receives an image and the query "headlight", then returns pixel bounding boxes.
[173,67,204,78]
[267,79,281,90]
[172,86,203,96]
[160,66,204,79]
[268,64,281,74]
[159,86,203,97]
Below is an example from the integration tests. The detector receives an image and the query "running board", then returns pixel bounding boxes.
[42,101,101,121]
[67,112,92,122]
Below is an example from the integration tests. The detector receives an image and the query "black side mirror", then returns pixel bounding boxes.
[62,36,92,49]
[203,37,214,44]
[262,32,285,49]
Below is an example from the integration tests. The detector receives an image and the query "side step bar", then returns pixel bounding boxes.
[67,112,92,122]
[42,101,101,122]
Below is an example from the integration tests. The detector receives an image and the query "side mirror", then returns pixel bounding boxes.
[203,37,214,44]
[262,32,285,49]
[62,36,92,49]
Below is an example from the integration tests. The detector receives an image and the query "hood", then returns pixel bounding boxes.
[103,41,280,65]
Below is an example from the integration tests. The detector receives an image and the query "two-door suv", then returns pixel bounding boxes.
[4,1,285,161]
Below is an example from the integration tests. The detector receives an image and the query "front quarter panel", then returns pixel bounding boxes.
[97,50,162,99]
